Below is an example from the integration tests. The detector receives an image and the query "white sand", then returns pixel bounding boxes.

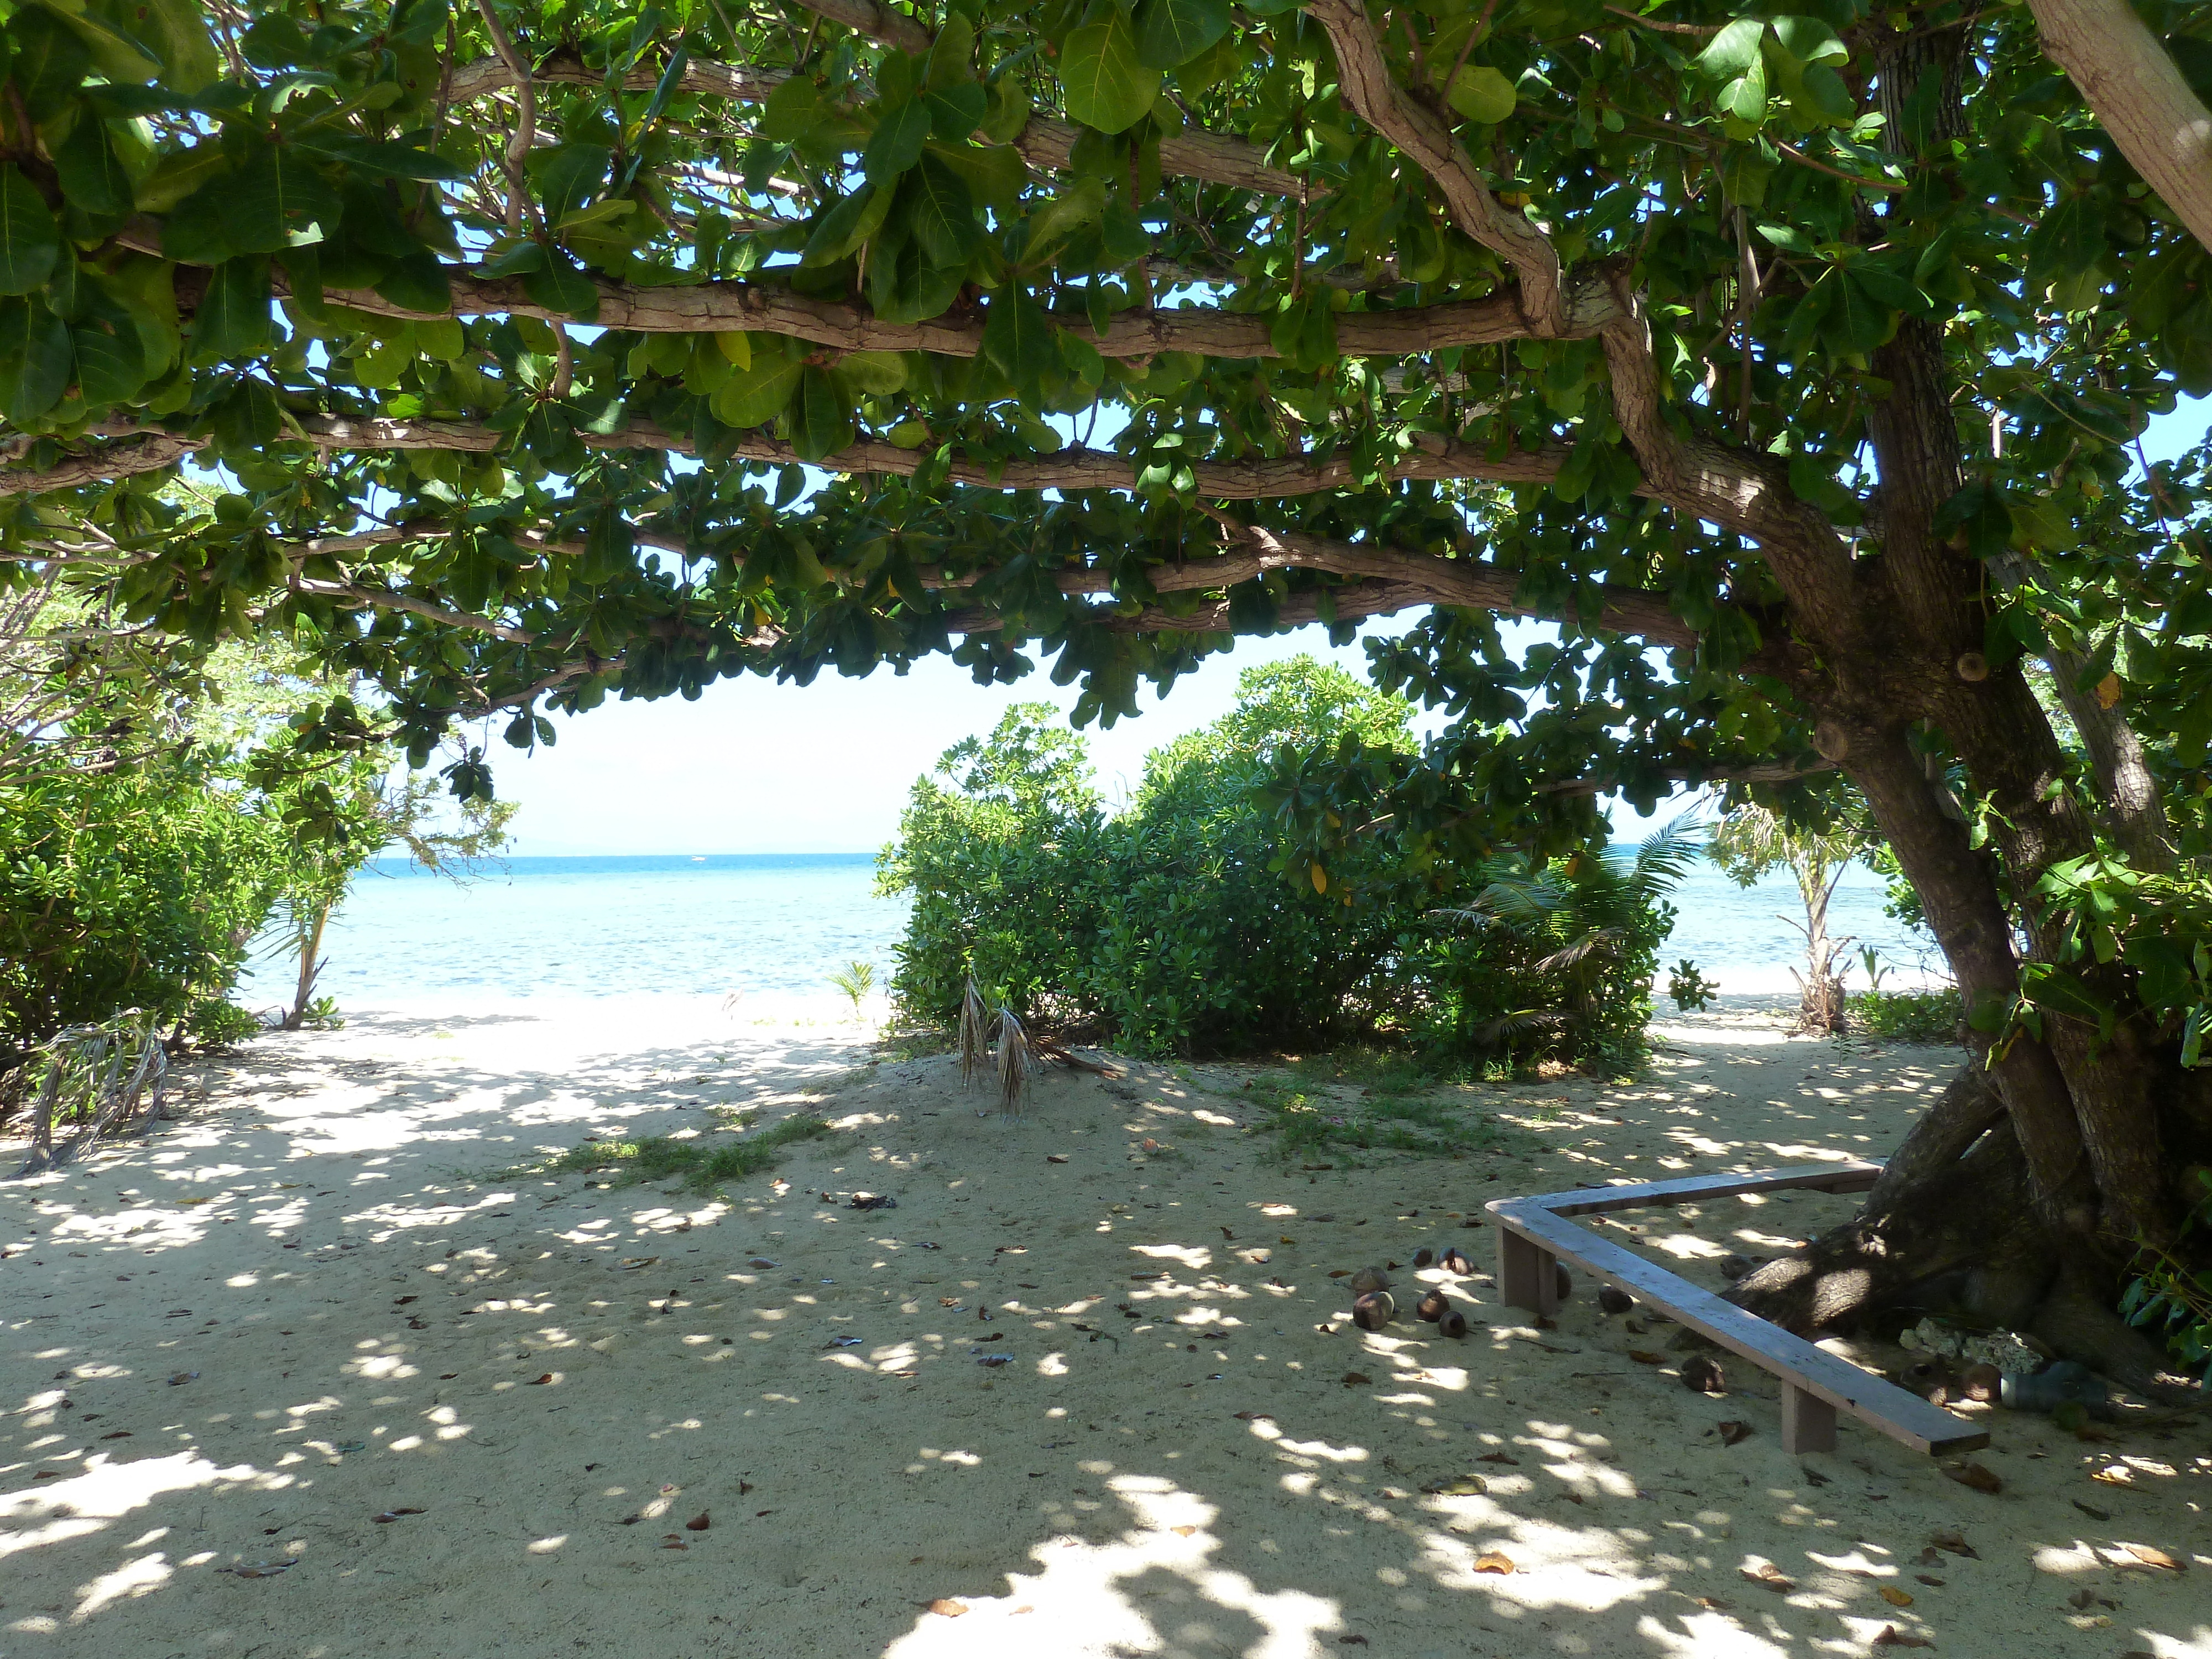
[3,997,2207,1658]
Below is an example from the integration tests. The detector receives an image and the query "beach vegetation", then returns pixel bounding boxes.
[3,0,2210,1389]
[521,1114,835,1191]
[1710,802,1866,1035]
[881,661,1684,1071]
[1851,985,1968,1046]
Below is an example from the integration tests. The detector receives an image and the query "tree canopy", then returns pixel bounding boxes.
[5,0,2212,1350]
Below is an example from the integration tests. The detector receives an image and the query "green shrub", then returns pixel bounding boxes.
[879,659,1689,1070]
[526,1115,834,1190]
[2122,1168,2212,1384]
[0,753,285,1059]
[1851,986,1965,1044]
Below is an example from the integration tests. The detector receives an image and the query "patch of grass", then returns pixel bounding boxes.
[1851,987,1964,1045]
[1243,1074,1516,1162]
[519,1114,835,1191]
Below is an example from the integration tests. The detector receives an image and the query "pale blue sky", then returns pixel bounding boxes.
[478,401,2207,855]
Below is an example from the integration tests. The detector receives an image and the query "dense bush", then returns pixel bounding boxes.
[1850,985,1966,1045]
[0,751,286,1060]
[879,659,1690,1069]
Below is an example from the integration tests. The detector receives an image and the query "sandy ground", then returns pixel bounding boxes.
[3,994,2207,1659]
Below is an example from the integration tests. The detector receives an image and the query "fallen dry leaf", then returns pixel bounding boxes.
[924,1599,969,1618]
[1338,1636,1370,1647]
[1475,1451,1520,1465]
[1422,1476,1489,1496]
[1740,1561,1795,1593]
[1927,1531,1978,1559]
[1628,1350,1665,1364]
[685,1512,710,1532]
[99,1430,132,1439]
[1232,1410,1274,1422]
[1717,1420,1753,1447]
[526,1373,555,1385]
[2119,1542,2184,1573]
[660,1536,687,1551]
[1880,1585,1914,1606]
[619,1258,659,1270]
[1943,1462,2002,1495]
[1047,1155,1069,1164]
[1342,1371,1373,1387]
[1473,1552,1516,1575]
[1871,1626,1932,1648]
[1171,1525,1198,1537]
[224,1561,295,1578]
[371,1509,425,1522]
[1692,1595,1731,1611]
[1914,1575,1945,1587]
[1328,1269,1352,1279]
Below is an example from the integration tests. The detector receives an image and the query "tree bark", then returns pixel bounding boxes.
[2028,0,2212,255]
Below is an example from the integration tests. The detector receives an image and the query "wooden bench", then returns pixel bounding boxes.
[1485,1164,1990,1457]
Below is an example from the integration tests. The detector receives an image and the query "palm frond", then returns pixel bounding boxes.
[1533,927,1626,975]
[1472,1008,1571,1044]
[996,1007,1031,1119]
[958,973,989,1089]
[1624,812,1710,893]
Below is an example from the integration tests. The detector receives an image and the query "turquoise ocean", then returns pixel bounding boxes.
[238,852,1945,1015]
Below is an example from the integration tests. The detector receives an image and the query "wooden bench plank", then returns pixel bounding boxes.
[1485,1185,1988,1457]
[1534,1162,1885,1218]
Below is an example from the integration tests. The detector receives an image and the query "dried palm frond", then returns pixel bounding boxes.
[9,1009,168,1177]
[958,973,989,1089]
[996,1007,1032,1120]
[1471,1008,1571,1045]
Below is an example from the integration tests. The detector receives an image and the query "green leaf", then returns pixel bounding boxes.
[1440,64,1517,124]
[54,118,132,217]
[800,182,893,268]
[1695,18,1766,80]
[1059,8,1162,135]
[785,366,856,463]
[1133,0,1231,71]
[195,258,275,359]
[373,252,453,316]
[1720,54,1768,124]
[43,0,160,85]
[710,347,806,426]
[8,7,91,121]
[1791,62,1855,124]
[1754,222,1817,255]
[71,310,145,405]
[864,96,933,186]
[982,290,1057,393]
[91,0,221,90]
[294,133,466,184]
[0,164,61,296]
[760,75,825,143]
[212,376,283,454]
[1770,16,1848,65]
[1020,177,1108,265]
[529,143,613,224]
[830,348,908,395]
[904,153,977,270]
[0,296,72,420]
[924,138,1027,213]
[921,80,988,143]
[521,248,601,320]
[230,143,342,253]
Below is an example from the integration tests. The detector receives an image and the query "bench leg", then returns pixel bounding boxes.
[1780,1384,1838,1454]
[1498,1227,1558,1316]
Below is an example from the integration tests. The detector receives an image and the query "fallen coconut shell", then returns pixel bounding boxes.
[1554,1262,1573,1301]
[1439,1248,1474,1276]
[1352,1291,1396,1331]
[1350,1265,1391,1295]
[1597,1286,1635,1316]
[1680,1354,1726,1395]
[1959,1362,2002,1404]
[1412,1246,1436,1270]
[1437,1310,1469,1339]
[1415,1289,1449,1322]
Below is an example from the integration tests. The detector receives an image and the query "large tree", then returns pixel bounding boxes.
[2,0,2209,1385]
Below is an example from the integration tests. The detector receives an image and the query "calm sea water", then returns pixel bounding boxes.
[238,851,1943,1013]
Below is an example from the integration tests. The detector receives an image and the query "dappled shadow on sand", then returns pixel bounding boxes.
[2,1012,2207,1657]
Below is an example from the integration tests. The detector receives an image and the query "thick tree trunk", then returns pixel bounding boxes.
[1716,22,2198,1394]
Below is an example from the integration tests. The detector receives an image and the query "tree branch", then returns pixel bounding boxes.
[1308,0,1568,333]
[2027,0,2212,254]
[38,416,1569,499]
